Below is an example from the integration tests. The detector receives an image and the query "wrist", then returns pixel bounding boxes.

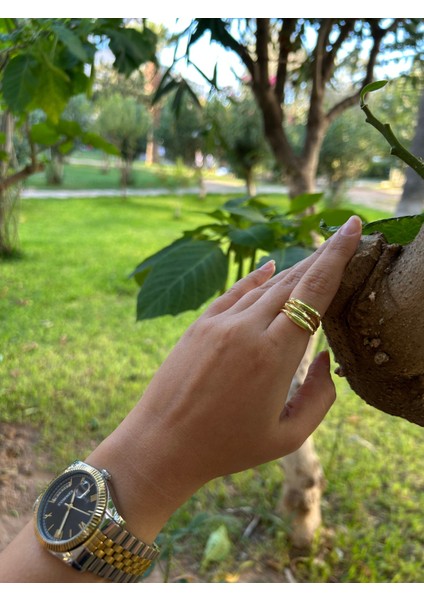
[85,411,202,544]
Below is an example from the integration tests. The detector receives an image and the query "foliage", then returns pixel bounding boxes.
[155,86,204,165]
[205,92,272,194]
[0,18,158,254]
[160,18,424,196]
[132,193,363,320]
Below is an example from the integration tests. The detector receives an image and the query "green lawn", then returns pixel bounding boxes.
[1,192,423,583]
[25,159,198,190]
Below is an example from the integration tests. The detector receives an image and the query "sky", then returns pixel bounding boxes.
[157,18,246,90]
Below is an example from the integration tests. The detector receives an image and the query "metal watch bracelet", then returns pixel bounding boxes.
[75,518,160,582]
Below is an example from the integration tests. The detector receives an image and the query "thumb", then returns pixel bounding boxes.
[279,351,336,452]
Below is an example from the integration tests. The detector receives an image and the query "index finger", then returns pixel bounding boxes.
[267,215,362,343]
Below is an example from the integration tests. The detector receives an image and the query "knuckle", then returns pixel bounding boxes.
[330,233,357,260]
[301,266,333,297]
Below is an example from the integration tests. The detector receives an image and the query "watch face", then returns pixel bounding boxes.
[34,465,107,552]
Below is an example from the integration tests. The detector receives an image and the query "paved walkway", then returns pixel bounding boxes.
[21,179,401,213]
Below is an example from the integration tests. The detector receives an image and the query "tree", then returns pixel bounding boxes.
[95,92,151,186]
[206,91,272,197]
[167,19,424,198]
[0,17,158,255]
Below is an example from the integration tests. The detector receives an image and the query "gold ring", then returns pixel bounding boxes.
[280,298,321,335]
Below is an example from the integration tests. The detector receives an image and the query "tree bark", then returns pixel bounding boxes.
[395,89,424,217]
[322,226,424,427]
[277,340,326,549]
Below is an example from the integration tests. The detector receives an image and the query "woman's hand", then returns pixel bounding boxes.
[90,215,362,544]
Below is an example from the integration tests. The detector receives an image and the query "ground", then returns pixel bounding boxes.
[0,422,52,552]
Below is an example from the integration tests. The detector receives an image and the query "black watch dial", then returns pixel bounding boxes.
[36,469,104,548]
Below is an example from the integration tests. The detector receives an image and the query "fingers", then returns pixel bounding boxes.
[287,215,363,317]
[277,351,336,454]
[204,259,276,317]
[266,216,362,344]
[218,233,336,318]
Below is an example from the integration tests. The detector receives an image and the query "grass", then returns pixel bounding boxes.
[24,155,239,191]
[1,191,423,583]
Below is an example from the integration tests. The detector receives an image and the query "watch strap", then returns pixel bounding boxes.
[76,518,160,582]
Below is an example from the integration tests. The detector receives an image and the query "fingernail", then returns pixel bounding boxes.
[339,215,362,237]
[258,259,276,273]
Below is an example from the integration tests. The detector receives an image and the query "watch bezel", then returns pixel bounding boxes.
[34,461,108,553]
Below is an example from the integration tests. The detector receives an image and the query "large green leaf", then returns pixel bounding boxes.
[30,122,62,146]
[136,239,228,320]
[228,224,276,251]
[286,193,323,215]
[362,214,424,244]
[52,23,89,62]
[29,59,71,122]
[2,54,39,114]
[107,27,157,76]
[81,132,120,156]
[130,238,189,286]
[257,245,313,273]
[320,213,424,245]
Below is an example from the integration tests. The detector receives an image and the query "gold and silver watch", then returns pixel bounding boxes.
[33,460,160,582]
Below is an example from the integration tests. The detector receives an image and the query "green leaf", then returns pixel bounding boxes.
[136,240,228,320]
[56,119,83,138]
[107,27,157,76]
[201,525,231,569]
[286,193,323,215]
[30,122,61,146]
[130,238,188,286]
[58,139,75,155]
[223,203,268,223]
[2,54,39,114]
[318,208,364,226]
[228,224,276,251]
[29,61,71,122]
[257,246,313,273]
[81,132,120,156]
[360,80,388,106]
[52,24,89,62]
[362,214,424,245]
[320,213,424,245]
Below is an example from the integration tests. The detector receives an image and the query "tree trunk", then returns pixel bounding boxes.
[245,168,257,198]
[395,90,424,217]
[323,226,424,427]
[277,340,326,549]
[0,112,17,256]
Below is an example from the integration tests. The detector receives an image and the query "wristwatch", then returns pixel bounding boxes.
[33,460,160,582]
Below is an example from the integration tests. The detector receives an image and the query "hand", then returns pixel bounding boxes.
[91,216,362,543]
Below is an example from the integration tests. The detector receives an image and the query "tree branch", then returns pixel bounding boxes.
[326,20,385,123]
[0,162,44,192]
[274,19,297,106]
[255,18,270,88]
[361,100,424,178]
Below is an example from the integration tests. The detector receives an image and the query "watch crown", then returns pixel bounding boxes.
[100,468,112,481]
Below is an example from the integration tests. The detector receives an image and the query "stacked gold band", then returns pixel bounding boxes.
[280,298,321,335]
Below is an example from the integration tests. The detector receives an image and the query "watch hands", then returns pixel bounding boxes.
[64,503,92,517]
[56,488,77,537]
